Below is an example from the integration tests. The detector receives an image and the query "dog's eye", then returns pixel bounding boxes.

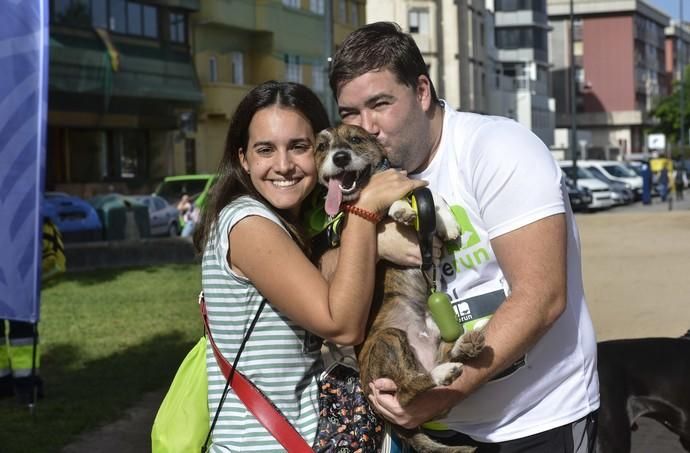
[348,136,362,145]
[316,142,326,152]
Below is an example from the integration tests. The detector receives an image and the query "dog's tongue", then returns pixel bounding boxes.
[325,178,343,216]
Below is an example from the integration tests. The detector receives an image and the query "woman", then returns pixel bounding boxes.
[193,81,425,451]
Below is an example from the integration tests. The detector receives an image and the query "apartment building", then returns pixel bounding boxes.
[548,0,669,159]
[47,0,203,197]
[490,0,555,146]
[188,0,365,174]
[665,21,690,88]
[366,0,496,113]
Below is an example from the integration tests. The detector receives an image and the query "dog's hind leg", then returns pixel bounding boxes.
[359,328,436,407]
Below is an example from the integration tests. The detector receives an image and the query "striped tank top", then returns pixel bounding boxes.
[202,196,321,452]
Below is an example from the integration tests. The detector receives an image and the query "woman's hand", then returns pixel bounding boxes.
[356,169,427,216]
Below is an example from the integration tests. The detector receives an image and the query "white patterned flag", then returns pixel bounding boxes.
[0,0,49,323]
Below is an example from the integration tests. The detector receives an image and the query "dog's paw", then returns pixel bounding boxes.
[389,200,417,225]
[451,329,485,361]
[430,362,464,386]
[433,195,460,241]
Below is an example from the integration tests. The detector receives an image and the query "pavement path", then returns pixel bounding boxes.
[62,199,690,453]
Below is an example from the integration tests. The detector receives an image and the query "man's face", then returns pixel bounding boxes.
[336,69,432,173]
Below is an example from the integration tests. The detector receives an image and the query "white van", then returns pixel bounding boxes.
[559,164,615,210]
[578,160,643,199]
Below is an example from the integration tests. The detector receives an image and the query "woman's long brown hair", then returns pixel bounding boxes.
[193,81,330,254]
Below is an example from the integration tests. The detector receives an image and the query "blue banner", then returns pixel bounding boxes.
[0,0,49,323]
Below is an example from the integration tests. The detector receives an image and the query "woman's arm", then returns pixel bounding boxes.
[230,170,426,345]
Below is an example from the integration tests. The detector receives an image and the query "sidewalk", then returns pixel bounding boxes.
[61,390,164,453]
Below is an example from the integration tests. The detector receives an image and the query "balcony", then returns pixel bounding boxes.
[196,0,256,30]
[200,82,252,119]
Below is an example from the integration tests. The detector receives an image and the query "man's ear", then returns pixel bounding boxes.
[416,75,433,112]
[239,148,249,173]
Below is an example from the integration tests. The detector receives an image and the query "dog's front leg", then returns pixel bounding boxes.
[388,200,417,226]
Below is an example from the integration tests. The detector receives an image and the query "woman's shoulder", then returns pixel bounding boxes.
[218,196,285,232]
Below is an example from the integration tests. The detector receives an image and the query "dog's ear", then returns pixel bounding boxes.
[314,128,332,153]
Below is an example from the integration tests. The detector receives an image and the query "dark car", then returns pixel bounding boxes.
[565,178,593,211]
[132,195,180,237]
[43,192,103,242]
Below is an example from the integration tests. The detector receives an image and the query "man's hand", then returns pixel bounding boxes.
[367,378,462,429]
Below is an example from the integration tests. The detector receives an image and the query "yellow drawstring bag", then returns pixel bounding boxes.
[151,337,209,452]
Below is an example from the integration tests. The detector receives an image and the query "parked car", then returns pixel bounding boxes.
[43,192,103,242]
[583,171,634,205]
[132,195,180,237]
[564,178,593,212]
[559,164,615,210]
[577,160,643,200]
[154,174,218,211]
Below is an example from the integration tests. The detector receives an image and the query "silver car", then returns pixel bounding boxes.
[132,195,180,237]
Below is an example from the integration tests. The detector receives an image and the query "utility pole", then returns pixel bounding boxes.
[324,0,335,122]
[680,0,685,162]
[570,0,578,184]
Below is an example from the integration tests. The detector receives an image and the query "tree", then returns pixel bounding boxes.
[649,66,690,146]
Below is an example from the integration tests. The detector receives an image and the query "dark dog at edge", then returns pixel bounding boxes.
[596,330,690,452]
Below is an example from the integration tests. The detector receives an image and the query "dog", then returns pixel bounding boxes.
[596,331,690,452]
[314,124,485,453]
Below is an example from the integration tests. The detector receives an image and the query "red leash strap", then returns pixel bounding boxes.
[200,296,313,453]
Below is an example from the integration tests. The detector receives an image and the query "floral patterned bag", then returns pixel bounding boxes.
[314,348,384,453]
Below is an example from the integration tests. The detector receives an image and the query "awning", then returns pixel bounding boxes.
[49,31,203,107]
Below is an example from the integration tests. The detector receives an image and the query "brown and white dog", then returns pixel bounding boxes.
[314,124,485,453]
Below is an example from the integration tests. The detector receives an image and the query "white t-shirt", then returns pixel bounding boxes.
[413,105,599,442]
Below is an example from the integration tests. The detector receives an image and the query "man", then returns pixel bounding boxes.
[329,22,599,451]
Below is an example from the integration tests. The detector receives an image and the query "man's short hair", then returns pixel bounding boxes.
[329,21,438,102]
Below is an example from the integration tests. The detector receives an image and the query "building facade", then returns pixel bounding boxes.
[491,0,555,146]
[48,0,203,197]
[665,21,690,88]
[188,0,365,175]
[548,0,669,159]
[366,0,496,114]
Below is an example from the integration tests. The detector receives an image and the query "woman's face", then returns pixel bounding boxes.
[240,106,317,217]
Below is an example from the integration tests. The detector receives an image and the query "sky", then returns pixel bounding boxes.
[648,0,683,20]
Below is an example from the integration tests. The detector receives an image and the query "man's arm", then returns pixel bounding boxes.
[367,213,568,428]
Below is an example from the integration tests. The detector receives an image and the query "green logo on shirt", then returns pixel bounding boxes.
[441,205,492,276]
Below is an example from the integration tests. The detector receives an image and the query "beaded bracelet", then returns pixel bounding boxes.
[342,204,383,224]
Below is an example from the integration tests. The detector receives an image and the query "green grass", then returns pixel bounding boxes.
[0,264,202,453]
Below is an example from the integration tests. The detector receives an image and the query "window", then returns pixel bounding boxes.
[312,64,325,92]
[495,27,547,51]
[282,0,299,8]
[285,54,302,83]
[68,129,148,182]
[230,52,244,85]
[310,0,324,14]
[92,0,108,27]
[338,0,346,22]
[350,1,359,26]
[142,5,157,38]
[170,12,186,43]
[54,1,158,39]
[109,0,126,33]
[209,56,217,83]
[127,2,142,35]
[409,9,429,35]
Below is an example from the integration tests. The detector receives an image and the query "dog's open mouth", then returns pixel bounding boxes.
[324,169,368,216]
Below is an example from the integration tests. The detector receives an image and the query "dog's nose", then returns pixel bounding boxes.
[332,151,351,168]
